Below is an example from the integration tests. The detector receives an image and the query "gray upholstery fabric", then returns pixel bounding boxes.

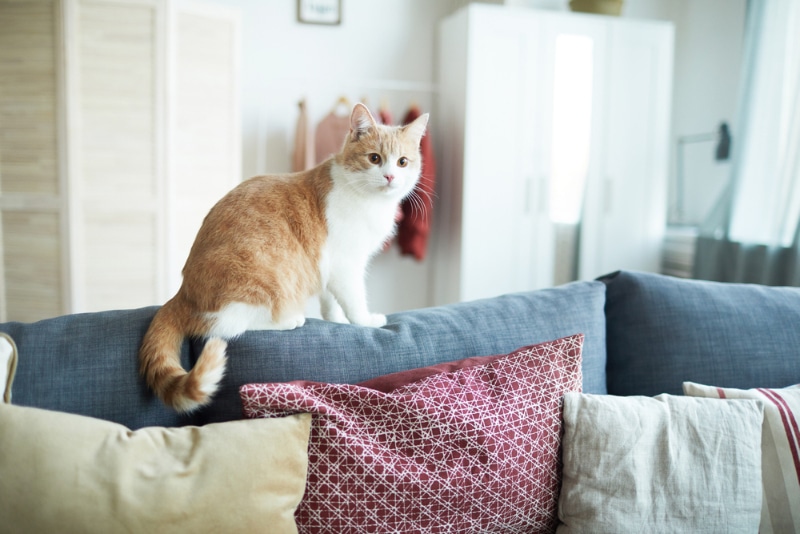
[205,280,607,423]
[602,270,800,396]
[1,279,607,428]
[0,307,196,429]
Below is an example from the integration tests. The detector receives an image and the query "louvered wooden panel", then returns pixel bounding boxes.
[0,0,60,196]
[0,0,240,319]
[0,0,64,321]
[169,7,240,293]
[83,209,157,311]
[1,211,63,322]
[76,0,160,311]
[78,1,157,200]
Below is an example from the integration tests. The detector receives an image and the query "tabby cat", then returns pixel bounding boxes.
[139,103,429,411]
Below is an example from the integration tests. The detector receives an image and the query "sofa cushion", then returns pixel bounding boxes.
[241,334,584,533]
[0,336,312,534]
[557,392,764,534]
[602,270,800,396]
[0,307,195,429]
[684,381,800,534]
[209,279,605,423]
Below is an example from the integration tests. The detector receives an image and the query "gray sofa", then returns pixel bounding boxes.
[2,269,799,533]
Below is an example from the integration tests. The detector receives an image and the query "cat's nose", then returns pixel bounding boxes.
[384,175,394,184]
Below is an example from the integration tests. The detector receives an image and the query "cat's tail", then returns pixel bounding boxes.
[139,297,227,412]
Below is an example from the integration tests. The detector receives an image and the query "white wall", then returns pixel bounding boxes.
[622,0,746,226]
[666,0,746,225]
[207,0,745,314]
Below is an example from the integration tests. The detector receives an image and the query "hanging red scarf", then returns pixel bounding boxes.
[398,105,436,261]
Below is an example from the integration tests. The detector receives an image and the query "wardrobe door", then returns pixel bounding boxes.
[0,0,65,322]
[459,13,531,302]
[579,20,673,280]
[519,20,555,293]
[534,13,609,287]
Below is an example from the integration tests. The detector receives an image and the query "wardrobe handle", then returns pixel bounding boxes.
[538,176,549,215]
[524,176,533,215]
[604,177,613,214]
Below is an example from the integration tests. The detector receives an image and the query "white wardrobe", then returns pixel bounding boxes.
[433,4,673,305]
[0,0,240,322]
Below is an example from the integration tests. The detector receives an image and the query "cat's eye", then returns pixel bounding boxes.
[368,153,382,165]
[397,157,409,168]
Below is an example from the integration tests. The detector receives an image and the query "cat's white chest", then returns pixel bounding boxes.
[324,185,398,260]
[318,183,398,326]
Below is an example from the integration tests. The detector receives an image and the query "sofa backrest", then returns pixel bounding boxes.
[603,270,800,396]
[0,280,607,428]
[198,279,608,424]
[0,307,193,428]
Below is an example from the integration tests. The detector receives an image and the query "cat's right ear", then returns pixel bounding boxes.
[349,103,377,141]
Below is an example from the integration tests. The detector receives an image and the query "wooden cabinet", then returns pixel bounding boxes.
[0,0,240,321]
[433,4,673,304]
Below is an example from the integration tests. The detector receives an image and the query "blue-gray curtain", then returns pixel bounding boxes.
[693,0,800,286]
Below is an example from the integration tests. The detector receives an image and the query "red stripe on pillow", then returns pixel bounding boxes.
[759,387,800,486]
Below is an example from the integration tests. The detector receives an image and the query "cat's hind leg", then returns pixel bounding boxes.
[206,301,305,336]
[271,310,306,330]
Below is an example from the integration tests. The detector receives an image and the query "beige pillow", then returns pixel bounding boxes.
[0,333,312,534]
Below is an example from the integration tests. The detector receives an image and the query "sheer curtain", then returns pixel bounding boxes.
[693,0,800,285]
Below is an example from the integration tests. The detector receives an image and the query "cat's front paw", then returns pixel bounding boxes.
[322,307,349,324]
[356,313,387,328]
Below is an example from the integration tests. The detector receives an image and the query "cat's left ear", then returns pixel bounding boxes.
[350,103,377,141]
[402,113,429,144]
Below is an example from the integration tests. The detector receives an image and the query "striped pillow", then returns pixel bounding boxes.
[683,382,800,534]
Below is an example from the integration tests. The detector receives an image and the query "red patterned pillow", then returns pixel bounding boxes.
[240,334,583,534]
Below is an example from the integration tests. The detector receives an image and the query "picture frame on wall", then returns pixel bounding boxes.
[297,0,341,25]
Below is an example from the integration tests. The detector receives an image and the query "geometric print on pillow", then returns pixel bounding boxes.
[241,334,583,534]
[683,381,800,534]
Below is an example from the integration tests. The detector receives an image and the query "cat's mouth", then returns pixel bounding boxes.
[381,176,399,192]
[377,179,400,194]
[381,182,407,197]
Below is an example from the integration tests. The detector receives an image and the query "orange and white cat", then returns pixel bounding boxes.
[140,103,429,412]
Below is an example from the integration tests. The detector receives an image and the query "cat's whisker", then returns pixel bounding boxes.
[404,191,430,222]
[412,182,437,202]
[416,185,437,202]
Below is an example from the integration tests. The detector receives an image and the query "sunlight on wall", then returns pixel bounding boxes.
[549,34,593,225]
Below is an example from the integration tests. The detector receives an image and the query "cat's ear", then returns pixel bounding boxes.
[349,103,377,141]
[402,113,429,144]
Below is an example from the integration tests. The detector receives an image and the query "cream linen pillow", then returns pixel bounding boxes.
[558,392,763,534]
[0,334,312,534]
